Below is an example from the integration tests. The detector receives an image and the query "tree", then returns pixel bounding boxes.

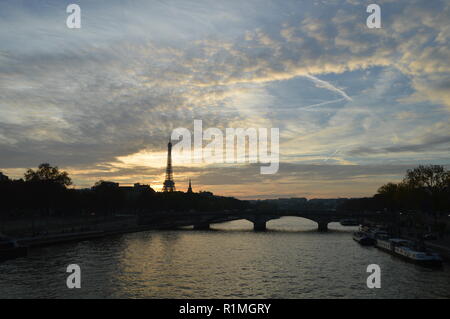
[404,165,450,194]
[377,182,400,196]
[24,163,72,187]
[376,182,406,210]
[375,165,450,212]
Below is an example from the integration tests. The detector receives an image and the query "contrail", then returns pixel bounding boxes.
[301,98,346,110]
[304,74,353,101]
[323,148,341,162]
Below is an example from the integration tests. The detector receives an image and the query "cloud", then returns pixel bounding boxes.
[66,162,429,198]
[348,135,450,156]
[0,0,449,198]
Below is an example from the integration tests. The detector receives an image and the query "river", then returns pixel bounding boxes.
[1,217,449,298]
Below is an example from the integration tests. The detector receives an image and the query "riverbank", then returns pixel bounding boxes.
[11,219,198,248]
[7,213,214,248]
[16,226,156,248]
[399,224,450,261]
[360,223,450,262]
[425,241,450,261]
[1,213,169,249]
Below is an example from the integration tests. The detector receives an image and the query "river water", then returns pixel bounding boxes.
[1,217,449,299]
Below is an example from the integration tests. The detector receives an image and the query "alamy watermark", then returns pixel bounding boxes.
[66,4,381,30]
[171,120,279,175]
[66,264,81,289]
[366,4,381,29]
[66,4,81,29]
[366,264,381,289]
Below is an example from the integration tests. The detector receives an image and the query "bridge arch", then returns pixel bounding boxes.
[266,216,318,231]
[198,215,331,232]
[247,215,331,232]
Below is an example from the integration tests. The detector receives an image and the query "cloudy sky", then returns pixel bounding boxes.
[0,0,449,199]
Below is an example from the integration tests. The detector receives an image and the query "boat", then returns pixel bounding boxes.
[340,219,359,226]
[353,231,376,246]
[0,235,28,261]
[367,229,389,240]
[360,225,372,232]
[375,238,442,267]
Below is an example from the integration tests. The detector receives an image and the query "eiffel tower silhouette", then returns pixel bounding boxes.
[162,141,176,192]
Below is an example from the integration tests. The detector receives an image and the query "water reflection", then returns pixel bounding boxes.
[1,217,449,298]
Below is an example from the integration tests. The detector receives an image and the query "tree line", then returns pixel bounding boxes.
[339,165,450,214]
[1,163,449,219]
[0,163,248,218]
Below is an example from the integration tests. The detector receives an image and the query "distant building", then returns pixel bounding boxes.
[306,198,348,210]
[119,183,155,200]
[133,183,154,193]
[199,191,214,197]
[92,181,154,195]
[92,181,119,190]
[0,172,9,182]
[254,198,308,210]
[187,179,193,193]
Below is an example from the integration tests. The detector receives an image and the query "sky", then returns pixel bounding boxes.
[0,0,449,199]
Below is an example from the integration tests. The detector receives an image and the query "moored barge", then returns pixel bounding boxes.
[375,238,442,267]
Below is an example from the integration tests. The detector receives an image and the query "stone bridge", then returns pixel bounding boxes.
[139,209,376,232]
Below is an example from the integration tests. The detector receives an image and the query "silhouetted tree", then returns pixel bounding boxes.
[404,165,450,195]
[24,163,72,187]
[340,165,450,215]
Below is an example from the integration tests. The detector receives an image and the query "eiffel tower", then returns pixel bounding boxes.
[162,141,176,192]
[187,179,193,193]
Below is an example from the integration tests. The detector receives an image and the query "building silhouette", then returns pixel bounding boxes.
[119,183,155,200]
[0,172,9,182]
